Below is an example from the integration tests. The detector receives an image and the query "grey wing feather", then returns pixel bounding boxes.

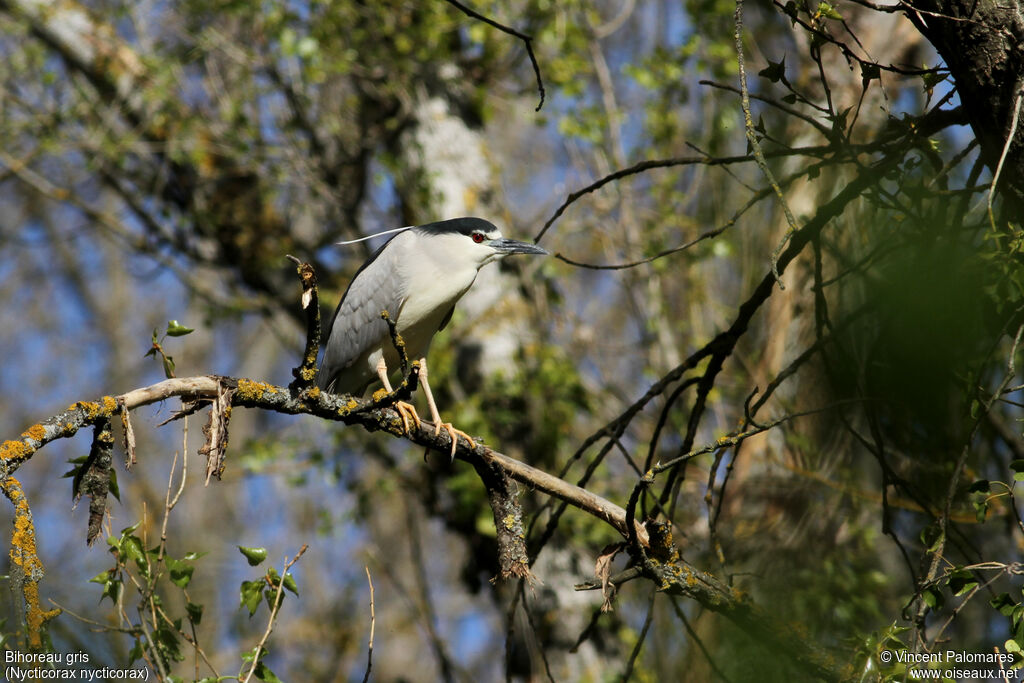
[318,236,406,392]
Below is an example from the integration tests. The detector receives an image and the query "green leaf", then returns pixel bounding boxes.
[186,601,204,625]
[282,572,299,596]
[974,499,989,523]
[165,320,195,337]
[783,0,799,22]
[919,525,942,552]
[155,624,183,663]
[62,455,88,479]
[860,62,880,82]
[922,586,944,610]
[89,569,113,585]
[947,570,978,596]
[1011,460,1024,481]
[967,479,990,493]
[183,551,207,561]
[758,58,786,84]
[921,71,948,90]
[165,557,194,588]
[118,534,145,566]
[162,355,176,379]
[128,640,144,665]
[816,1,843,19]
[240,580,264,615]
[254,662,283,683]
[992,593,1018,616]
[239,546,268,566]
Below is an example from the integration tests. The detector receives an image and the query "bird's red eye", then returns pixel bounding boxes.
[471,232,485,243]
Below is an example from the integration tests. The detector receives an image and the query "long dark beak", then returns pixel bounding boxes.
[490,238,548,256]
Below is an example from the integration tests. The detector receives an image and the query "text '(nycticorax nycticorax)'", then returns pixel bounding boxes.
[317,217,548,457]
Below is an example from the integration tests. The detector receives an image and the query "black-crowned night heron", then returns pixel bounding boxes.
[317,216,548,457]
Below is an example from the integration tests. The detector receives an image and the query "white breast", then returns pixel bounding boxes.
[393,231,480,359]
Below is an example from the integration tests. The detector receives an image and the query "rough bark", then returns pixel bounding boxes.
[907,0,1024,209]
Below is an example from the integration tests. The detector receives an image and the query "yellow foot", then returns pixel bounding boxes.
[394,400,422,434]
[433,421,475,460]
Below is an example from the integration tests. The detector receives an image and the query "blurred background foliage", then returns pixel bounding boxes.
[1,0,1023,680]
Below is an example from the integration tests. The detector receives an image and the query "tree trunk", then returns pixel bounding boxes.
[908,0,1024,209]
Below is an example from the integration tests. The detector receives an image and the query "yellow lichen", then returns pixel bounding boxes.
[100,395,117,414]
[0,440,33,462]
[2,478,60,648]
[337,397,359,417]
[503,514,517,529]
[371,388,388,401]
[236,378,277,401]
[20,424,46,443]
[69,401,101,419]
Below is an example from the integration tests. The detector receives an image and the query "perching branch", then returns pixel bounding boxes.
[0,260,843,680]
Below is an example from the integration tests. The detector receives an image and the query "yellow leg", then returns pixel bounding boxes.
[376,357,421,433]
[418,357,474,460]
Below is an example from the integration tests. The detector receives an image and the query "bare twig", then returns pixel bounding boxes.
[734,0,799,288]
[442,0,546,111]
[987,80,1024,231]
[361,566,375,683]
[619,591,655,681]
[405,502,457,683]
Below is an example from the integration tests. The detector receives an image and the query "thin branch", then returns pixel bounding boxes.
[535,149,828,243]
[405,501,457,683]
[735,0,799,288]
[987,79,1024,231]
[552,158,825,270]
[700,78,833,139]
[361,566,376,683]
[517,582,556,683]
[668,598,735,683]
[618,591,655,682]
[442,0,546,111]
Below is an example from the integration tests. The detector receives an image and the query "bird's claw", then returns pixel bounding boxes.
[394,400,422,434]
[433,421,475,461]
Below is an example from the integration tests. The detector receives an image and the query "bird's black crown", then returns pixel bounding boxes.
[415,217,498,236]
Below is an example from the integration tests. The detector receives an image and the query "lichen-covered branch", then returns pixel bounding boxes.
[1,477,61,648]
[470,457,531,581]
[286,256,320,392]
